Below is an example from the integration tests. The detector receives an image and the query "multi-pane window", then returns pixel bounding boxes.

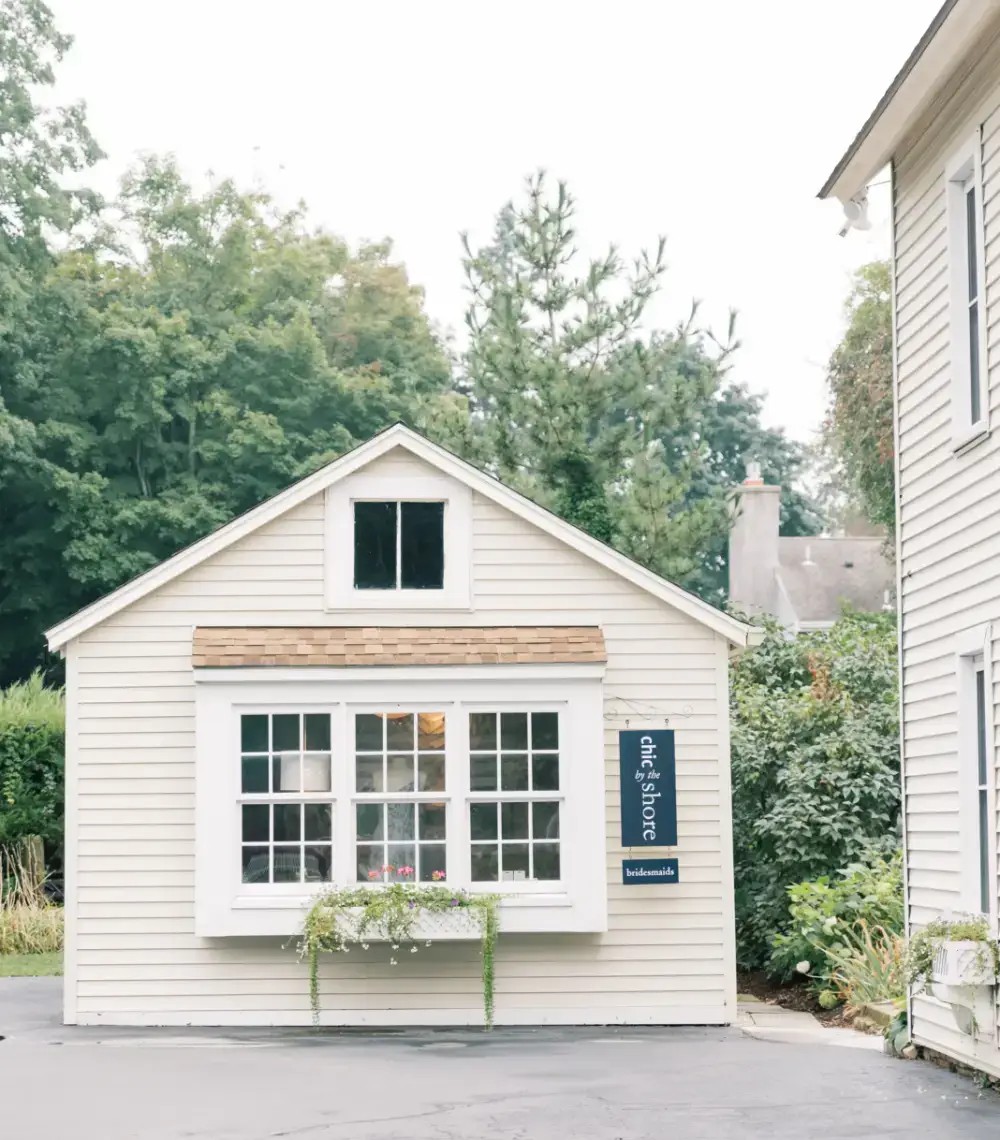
[948,141,987,438]
[354,501,444,590]
[468,711,561,882]
[239,712,333,884]
[354,712,447,883]
[975,666,990,915]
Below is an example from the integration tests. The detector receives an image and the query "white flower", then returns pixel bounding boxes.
[425,940,431,946]
[795,960,811,975]
[823,916,837,930]
[361,943,369,951]
[390,958,397,966]
[392,944,399,950]
[410,946,418,953]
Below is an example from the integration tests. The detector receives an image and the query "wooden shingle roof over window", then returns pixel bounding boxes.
[192,627,607,668]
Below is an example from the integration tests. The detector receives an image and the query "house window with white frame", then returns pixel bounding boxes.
[354,502,444,590]
[956,629,994,918]
[325,475,471,608]
[238,712,334,884]
[194,674,607,937]
[353,711,448,883]
[947,136,988,445]
[974,662,990,915]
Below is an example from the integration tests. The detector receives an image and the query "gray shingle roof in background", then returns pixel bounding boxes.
[776,537,893,625]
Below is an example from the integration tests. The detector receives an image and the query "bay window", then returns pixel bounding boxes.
[194,672,606,936]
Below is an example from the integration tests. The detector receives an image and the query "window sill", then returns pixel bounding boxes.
[198,889,601,938]
[325,589,472,612]
[952,423,990,455]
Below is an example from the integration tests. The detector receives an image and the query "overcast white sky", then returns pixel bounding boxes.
[48,0,941,442]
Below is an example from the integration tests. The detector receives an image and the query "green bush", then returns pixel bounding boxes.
[0,673,65,864]
[822,921,905,1012]
[731,611,900,969]
[770,850,903,983]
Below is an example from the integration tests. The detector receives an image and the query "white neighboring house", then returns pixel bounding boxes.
[47,423,752,1028]
[821,0,1000,1075]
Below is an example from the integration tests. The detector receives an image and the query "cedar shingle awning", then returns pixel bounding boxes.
[192,626,606,668]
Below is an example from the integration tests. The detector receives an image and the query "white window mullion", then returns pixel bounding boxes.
[450,702,472,887]
[395,500,402,589]
[331,703,351,889]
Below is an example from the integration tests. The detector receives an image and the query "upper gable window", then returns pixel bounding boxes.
[354,501,444,590]
[327,473,471,609]
[947,134,989,450]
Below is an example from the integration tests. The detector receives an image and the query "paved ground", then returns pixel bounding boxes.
[3,978,1000,1139]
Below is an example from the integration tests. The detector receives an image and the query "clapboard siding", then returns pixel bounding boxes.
[67,445,736,1026]
[894,27,1000,1077]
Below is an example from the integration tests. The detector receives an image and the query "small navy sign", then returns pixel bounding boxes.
[622,858,679,885]
[619,729,677,847]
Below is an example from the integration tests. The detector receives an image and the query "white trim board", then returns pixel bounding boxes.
[45,424,752,649]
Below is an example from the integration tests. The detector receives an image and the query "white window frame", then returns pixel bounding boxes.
[325,474,472,610]
[955,624,996,922]
[194,667,607,936]
[946,134,989,452]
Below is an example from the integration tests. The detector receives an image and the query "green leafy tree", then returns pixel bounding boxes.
[1,157,455,683]
[731,610,900,970]
[459,172,819,595]
[826,261,894,535]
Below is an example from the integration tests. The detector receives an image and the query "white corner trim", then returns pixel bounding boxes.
[45,425,751,651]
[324,473,471,610]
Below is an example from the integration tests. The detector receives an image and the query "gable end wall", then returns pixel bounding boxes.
[66,448,737,1026]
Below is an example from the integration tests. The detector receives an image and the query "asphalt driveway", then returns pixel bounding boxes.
[3,978,1000,1140]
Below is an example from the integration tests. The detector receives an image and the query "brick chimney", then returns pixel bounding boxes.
[728,461,781,617]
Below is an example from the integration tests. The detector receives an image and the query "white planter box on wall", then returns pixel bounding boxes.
[931,940,999,988]
[334,906,484,942]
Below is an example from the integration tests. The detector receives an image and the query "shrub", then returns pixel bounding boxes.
[0,673,65,865]
[731,611,900,969]
[769,849,903,983]
[821,921,905,1012]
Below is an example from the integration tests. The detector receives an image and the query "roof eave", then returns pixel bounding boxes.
[45,424,753,652]
[819,0,995,204]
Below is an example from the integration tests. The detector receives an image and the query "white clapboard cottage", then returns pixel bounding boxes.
[47,424,751,1027]
[821,0,1000,1075]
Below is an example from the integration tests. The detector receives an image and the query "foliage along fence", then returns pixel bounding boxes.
[730,611,900,971]
[0,673,65,869]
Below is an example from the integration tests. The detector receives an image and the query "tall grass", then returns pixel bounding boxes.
[0,842,63,956]
[823,920,905,1012]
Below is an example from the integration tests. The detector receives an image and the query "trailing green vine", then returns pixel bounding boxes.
[906,915,999,998]
[297,881,501,1027]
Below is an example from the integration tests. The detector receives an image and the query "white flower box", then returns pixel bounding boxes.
[332,906,485,943]
[931,940,998,988]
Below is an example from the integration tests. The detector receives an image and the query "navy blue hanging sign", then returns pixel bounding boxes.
[619,729,677,848]
[622,858,679,885]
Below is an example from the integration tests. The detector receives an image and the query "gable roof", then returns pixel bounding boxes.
[819,0,997,204]
[45,424,752,650]
[777,537,893,626]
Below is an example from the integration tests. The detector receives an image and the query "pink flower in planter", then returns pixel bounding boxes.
[367,870,380,881]
[397,866,415,878]
[381,864,395,873]
[431,870,446,881]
